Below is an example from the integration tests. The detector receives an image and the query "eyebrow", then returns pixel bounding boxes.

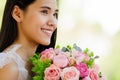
[41,6,59,12]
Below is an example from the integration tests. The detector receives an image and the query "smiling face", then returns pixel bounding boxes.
[15,0,58,46]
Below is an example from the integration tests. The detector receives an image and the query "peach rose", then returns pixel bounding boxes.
[44,64,61,80]
[61,67,80,80]
[68,57,76,66]
[53,54,69,68]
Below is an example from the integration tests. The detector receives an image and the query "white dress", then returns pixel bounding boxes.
[0,44,31,80]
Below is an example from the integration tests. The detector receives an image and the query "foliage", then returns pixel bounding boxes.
[30,54,51,80]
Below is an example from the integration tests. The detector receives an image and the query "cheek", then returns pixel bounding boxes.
[22,13,47,35]
[26,13,47,28]
[21,13,51,45]
[23,16,43,37]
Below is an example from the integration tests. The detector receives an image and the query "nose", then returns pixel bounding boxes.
[47,15,57,29]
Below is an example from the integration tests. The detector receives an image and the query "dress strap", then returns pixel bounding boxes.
[5,44,21,53]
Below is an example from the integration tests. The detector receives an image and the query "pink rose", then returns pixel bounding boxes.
[55,49,63,55]
[53,54,69,68]
[44,64,61,80]
[72,49,80,57]
[40,48,55,61]
[76,52,89,64]
[89,69,99,80]
[93,64,106,80]
[72,49,89,64]
[75,63,89,78]
[76,52,85,64]
[61,67,80,80]
[64,52,71,58]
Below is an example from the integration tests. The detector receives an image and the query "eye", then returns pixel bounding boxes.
[41,10,48,15]
[53,13,58,19]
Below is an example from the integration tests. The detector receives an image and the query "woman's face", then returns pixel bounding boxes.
[18,0,58,46]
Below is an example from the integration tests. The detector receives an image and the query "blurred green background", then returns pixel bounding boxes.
[1,0,120,80]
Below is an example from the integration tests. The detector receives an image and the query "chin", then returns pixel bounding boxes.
[41,41,50,46]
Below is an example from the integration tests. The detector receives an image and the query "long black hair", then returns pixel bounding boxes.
[0,0,57,52]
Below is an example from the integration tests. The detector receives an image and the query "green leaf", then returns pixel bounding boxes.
[30,54,51,80]
[33,76,41,80]
[98,72,102,78]
[87,58,94,68]
[88,51,94,57]
[83,48,89,54]
[56,45,60,49]
[94,55,99,59]
[73,43,82,51]
[67,45,72,50]
[29,53,40,63]
[62,47,70,52]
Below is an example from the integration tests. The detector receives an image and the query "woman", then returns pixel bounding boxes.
[0,0,58,80]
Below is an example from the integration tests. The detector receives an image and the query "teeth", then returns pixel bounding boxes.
[42,30,52,34]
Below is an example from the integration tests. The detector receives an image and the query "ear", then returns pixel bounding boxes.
[12,5,23,22]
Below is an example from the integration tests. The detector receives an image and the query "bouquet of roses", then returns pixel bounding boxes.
[30,44,106,80]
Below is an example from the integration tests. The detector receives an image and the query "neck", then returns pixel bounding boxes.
[13,41,38,62]
[21,44,37,58]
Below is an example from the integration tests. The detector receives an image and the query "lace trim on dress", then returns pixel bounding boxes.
[0,44,30,80]
[0,53,11,68]
[0,44,22,68]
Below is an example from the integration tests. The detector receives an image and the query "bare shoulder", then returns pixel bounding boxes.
[0,60,19,80]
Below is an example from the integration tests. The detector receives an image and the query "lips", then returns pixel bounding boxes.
[41,28,53,37]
